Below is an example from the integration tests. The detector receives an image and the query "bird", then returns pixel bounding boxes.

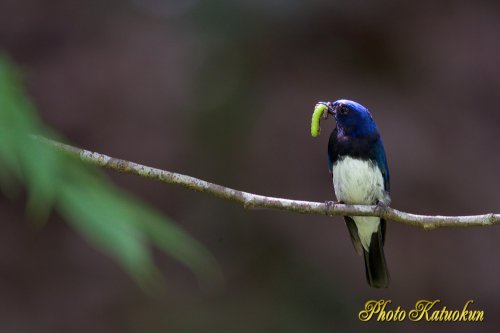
[321,99,391,288]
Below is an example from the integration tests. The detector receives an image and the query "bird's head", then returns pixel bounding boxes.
[319,99,378,137]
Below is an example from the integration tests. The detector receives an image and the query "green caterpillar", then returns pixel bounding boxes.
[311,103,328,137]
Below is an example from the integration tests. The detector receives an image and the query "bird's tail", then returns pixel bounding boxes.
[363,224,390,288]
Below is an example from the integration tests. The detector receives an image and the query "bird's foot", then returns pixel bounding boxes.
[375,200,389,214]
[325,200,335,208]
[324,200,337,214]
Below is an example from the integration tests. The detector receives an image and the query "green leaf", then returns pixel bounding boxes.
[0,53,220,289]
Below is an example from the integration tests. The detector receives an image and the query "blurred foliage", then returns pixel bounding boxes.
[0,54,220,289]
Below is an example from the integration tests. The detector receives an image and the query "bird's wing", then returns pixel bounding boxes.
[375,138,390,193]
[375,139,389,244]
[344,216,363,255]
[380,218,387,245]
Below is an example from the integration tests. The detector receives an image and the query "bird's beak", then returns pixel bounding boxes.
[318,101,336,116]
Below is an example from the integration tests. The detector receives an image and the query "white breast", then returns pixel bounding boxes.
[332,156,386,251]
[332,156,385,205]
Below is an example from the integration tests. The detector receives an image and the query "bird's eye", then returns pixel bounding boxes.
[339,106,348,115]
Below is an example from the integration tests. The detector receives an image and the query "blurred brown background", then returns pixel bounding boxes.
[0,0,499,332]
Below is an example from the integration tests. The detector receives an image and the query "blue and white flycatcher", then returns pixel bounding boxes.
[322,99,391,288]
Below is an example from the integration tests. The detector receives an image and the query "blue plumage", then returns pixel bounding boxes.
[324,99,391,288]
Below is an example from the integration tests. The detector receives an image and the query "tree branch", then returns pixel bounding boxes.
[35,136,499,230]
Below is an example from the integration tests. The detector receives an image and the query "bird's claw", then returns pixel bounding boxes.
[325,200,336,213]
[375,200,389,214]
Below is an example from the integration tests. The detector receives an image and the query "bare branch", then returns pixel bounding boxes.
[35,136,499,230]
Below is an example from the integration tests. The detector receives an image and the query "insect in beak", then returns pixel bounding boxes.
[317,101,336,116]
